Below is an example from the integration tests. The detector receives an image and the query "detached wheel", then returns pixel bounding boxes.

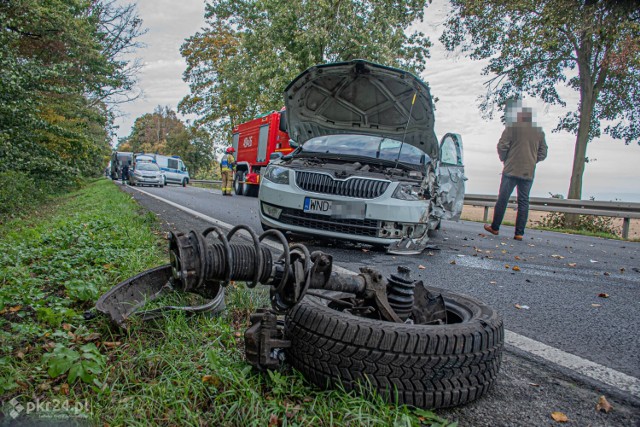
[285,287,503,409]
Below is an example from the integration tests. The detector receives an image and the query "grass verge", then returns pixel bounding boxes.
[0,179,453,426]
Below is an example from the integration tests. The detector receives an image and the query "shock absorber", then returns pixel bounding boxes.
[386,266,416,321]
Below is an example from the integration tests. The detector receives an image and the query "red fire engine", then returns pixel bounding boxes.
[231,110,293,196]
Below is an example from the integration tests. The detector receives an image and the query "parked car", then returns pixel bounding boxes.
[129,162,164,187]
[258,60,466,254]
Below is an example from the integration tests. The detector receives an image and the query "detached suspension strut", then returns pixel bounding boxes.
[168,225,418,322]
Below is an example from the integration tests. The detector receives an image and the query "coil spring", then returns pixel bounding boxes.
[171,225,313,313]
[386,266,415,321]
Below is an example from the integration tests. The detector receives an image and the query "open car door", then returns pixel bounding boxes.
[436,133,466,220]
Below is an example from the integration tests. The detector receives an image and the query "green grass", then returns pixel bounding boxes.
[0,179,453,426]
[462,216,623,240]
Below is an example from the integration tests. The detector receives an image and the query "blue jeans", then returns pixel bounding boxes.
[491,174,533,236]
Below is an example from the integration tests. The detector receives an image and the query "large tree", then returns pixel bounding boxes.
[440,0,639,200]
[118,107,216,177]
[180,0,433,139]
[0,0,144,186]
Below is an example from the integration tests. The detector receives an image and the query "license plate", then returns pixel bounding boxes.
[303,197,332,215]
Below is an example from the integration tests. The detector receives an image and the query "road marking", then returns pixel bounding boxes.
[506,331,639,398]
[131,185,640,398]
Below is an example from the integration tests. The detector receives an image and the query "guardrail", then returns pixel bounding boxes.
[189,181,639,239]
[464,194,640,239]
[191,179,222,186]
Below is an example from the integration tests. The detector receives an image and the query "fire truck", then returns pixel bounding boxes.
[231,110,294,196]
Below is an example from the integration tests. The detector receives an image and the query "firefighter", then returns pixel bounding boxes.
[220,147,236,196]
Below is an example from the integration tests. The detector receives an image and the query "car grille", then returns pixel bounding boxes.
[295,171,389,199]
[279,208,379,237]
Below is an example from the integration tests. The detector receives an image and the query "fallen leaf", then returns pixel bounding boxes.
[60,383,69,396]
[529,383,540,387]
[505,264,510,269]
[8,306,21,313]
[16,351,25,360]
[514,256,521,260]
[598,293,609,298]
[512,266,521,271]
[595,395,613,413]
[489,281,497,285]
[568,263,577,267]
[501,249,507,254]
[361,248,369,253]
[83,333,101,342]
[202,375,222,388]
[450,260,456,265]
[234,331,242,338]
[551,412,568,422]
[268,413,280,427]
[62,323,72,331]
[551,254,565,259]
[591,304,601,307]
[620,268,625,273]
[603,272,610,276]
[103,341,122,348]
[418,265,426,270]
[500,242,506,246]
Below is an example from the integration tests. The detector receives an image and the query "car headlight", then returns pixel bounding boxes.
[264,165,290,184]
[391,183,424,201]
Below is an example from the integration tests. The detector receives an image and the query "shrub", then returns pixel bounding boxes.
[537,212,620,236]
[0,171,45,217]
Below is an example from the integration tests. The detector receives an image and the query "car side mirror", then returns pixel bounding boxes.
[279,111,287,132]
[269,152,283,162]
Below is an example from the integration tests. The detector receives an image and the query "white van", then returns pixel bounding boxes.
[134,153,190,187]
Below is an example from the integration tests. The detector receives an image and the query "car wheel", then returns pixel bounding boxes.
[163,176,167,186]
[159,184,164,188]
[234,172,245,195]
[285,287,503,410]
[182,178,186,187]
[246,184,259,197]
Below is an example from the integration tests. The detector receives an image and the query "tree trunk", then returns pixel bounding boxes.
[566,37,596,227]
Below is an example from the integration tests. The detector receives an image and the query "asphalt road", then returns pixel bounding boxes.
[120,181,640,426]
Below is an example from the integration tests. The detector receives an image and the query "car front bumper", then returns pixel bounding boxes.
[258,179,431,245]
[132,176,162,185]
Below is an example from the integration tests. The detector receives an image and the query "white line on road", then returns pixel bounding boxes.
[131,185,640,398]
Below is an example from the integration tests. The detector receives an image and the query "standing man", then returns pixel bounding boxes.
[484,107,548,241]
[220,147,236,196]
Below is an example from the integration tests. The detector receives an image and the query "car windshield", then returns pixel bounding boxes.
[137,163,159,171]
[301,135,428,165]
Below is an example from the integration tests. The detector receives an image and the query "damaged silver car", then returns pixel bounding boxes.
[259,60,466,254]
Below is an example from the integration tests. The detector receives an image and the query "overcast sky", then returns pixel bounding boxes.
[113,0,640,202]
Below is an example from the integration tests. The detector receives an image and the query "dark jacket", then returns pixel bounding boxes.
[497,122,547,180]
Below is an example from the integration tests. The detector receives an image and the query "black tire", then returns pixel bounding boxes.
[285,287,503,409]
[234,172,245,195]
[246,183,259,197]
[163,176,167,186]
[182,178,187,187]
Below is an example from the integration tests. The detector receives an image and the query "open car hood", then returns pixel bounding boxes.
[284,60,439,159]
